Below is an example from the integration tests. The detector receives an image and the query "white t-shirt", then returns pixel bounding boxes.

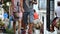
[55,7,60,17]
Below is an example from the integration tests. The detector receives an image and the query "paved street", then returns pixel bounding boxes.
[16,29,40,34]
[0,20,59,34]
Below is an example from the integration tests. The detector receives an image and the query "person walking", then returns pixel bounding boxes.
[11,0,24,34]
[22,0,34,34]
[18,1,24,34]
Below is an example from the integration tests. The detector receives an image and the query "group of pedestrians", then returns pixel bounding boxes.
[10,0,44,34]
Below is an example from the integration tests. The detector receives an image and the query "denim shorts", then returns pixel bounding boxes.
[23,9,34,24]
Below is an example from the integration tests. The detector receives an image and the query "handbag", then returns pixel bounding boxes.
[13,12,19,18]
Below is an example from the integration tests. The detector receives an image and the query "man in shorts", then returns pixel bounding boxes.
[22,0,34,34]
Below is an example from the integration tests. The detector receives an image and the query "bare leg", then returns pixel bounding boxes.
[18,19,21,34]
[28,23,33,34]
[22,24,26,34]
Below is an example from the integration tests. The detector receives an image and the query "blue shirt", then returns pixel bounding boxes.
[4,13,8,19]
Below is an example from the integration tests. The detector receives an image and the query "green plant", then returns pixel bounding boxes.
[5,28,14,34]
[0,19,5,26]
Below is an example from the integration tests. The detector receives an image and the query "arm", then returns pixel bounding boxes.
[29,0,37,4]
[54,9,57,17]
[55,12,57,17]
[20,0,24,12]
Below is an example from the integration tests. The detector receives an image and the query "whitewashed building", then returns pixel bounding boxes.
[0,5,4,21]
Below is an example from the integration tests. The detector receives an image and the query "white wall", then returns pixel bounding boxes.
[0,6,4,21]
[55,0,60,10]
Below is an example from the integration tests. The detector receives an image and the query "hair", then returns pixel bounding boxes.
[51,17,58,25]
[50,17,58,31]
[52,17,58,22]
[34,9,36,12]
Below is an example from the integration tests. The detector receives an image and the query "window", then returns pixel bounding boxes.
[50,1,54,11]
[38,0,40,10]
[38,0,46,10]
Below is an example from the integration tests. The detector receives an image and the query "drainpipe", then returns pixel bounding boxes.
[47,0,54,31]
[46,0,50,31]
